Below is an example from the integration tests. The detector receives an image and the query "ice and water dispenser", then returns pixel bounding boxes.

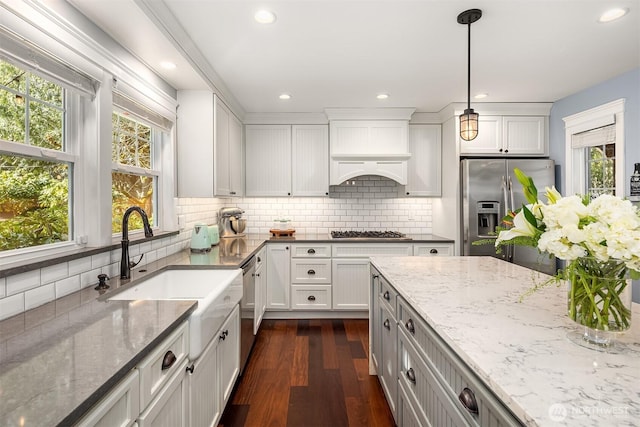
[477,201,499,237]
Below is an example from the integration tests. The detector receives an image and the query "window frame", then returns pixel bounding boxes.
[563,99,625,197]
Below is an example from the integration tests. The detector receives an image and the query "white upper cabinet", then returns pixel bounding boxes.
[459,115,547,156]
[245,124,329,197]
[406,125,441,197]
[292,125,329,196]
[215,96,244,196]
[176,91,243,197]
[245,125,292,196]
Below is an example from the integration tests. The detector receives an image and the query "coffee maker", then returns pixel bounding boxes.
[218,207,246,238]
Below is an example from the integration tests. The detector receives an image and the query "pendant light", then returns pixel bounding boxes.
[457,9,482,141]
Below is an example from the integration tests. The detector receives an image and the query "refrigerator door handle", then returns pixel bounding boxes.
[501,176,510,213]
[508,175,515,213]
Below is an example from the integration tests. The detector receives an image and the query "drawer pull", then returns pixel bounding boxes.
[307,269,316,275]
[430,248,438,254]
[307,248,316,254]
[372,274,379,279]
[405,319,415,335]
[307,295,316,301]
[406,368,416,385]
[161,351,176,370]
[383,319,390,330]
[458,387,479,415]
[383,290,390,301]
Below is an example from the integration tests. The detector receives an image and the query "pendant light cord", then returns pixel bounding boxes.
[467,22,471,112]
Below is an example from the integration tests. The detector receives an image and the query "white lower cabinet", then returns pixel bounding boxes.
[137,359,189,427]
[187,304,240,427]
[254,247,267,333]
[75,369,140,427]
[332,258,370,310]
[266,243,291,310]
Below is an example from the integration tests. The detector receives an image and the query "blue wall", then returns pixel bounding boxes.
[549,67,640,302]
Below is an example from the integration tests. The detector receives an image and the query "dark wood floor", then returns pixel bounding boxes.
[218,319,395,427]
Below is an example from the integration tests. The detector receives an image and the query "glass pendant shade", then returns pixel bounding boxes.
[459,108,479,141]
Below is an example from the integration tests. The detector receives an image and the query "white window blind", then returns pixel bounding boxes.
[113,91,173,132]
[571,123,616,148]
[0,27,98,98]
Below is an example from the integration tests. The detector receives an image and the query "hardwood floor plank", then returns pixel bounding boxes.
[218,404,249,427]
[320,320,339,369]
[290,335,309,387]
[287,370,349,427]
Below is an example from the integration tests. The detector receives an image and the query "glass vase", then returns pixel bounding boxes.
[565,257,632,348]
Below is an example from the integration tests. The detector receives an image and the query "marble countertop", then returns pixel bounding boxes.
[370,256,640,427]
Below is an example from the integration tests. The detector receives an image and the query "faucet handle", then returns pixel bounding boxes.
[129,254,144,269]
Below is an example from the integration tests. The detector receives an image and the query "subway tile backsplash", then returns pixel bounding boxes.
[0,175,433,320]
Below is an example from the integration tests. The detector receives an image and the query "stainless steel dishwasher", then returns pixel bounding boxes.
[239,256,256,374]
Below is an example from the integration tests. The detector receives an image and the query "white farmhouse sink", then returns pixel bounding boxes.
[108,268,243,360]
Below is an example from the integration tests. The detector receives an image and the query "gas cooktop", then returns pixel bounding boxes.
[330,230,410,239]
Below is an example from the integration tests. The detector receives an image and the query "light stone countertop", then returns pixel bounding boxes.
[370,256,640,427]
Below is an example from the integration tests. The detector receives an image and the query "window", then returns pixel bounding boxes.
[111,91,172,235]
[563,99,625,198]
[572,124,616,198]
[0,60,73,251]
[111,111,158,234]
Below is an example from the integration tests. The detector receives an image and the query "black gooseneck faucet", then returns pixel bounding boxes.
[120,206,154,279]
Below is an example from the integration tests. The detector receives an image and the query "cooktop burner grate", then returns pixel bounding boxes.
[330,230,408,239]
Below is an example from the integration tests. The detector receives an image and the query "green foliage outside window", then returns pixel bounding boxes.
[0,61,69,251]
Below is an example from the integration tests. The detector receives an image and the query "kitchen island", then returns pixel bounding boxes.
[370,256,639,426]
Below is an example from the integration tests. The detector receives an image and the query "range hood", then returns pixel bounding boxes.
[325,108,415,185]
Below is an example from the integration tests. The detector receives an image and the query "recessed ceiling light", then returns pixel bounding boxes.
[474,93,488,99]
[160,61,176,70]
[279,93,291,100]
[598,8,628,23]
[255,10,277,24]
[376,93,389,100]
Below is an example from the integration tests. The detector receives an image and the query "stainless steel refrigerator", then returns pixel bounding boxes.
[461,158,556,275]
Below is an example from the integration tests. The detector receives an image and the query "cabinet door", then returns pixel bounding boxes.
[406,125,441,196]
[330,121,408,154]
[502,116,547,155]
[137,360,188,427]
[176,90,214,197]
[245,125,292,196]
[214,96,231,196]
[459,116,502,155]
[379,301,397,419]
[228,113,244,195]
[331,259,370,310]
[266,244,290,309]
[187,332,220,427]
[370,270,382,373]
[292,125,329,196]
[218,305,240,406]
[254,250,266,334]
[413,243,454,256]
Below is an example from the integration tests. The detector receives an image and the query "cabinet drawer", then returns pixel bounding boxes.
[398,328,468,427]
[291,285,332,310]
[398,298,522,427]
[378,274,398,316]
[138,321,189,410]
[413,243,454,256]
[137,359,188,427]
[291,244,331,258]
[291,259,331,283]
[332,243,413,258]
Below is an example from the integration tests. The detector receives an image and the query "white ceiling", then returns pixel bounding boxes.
[69,0,640,116]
